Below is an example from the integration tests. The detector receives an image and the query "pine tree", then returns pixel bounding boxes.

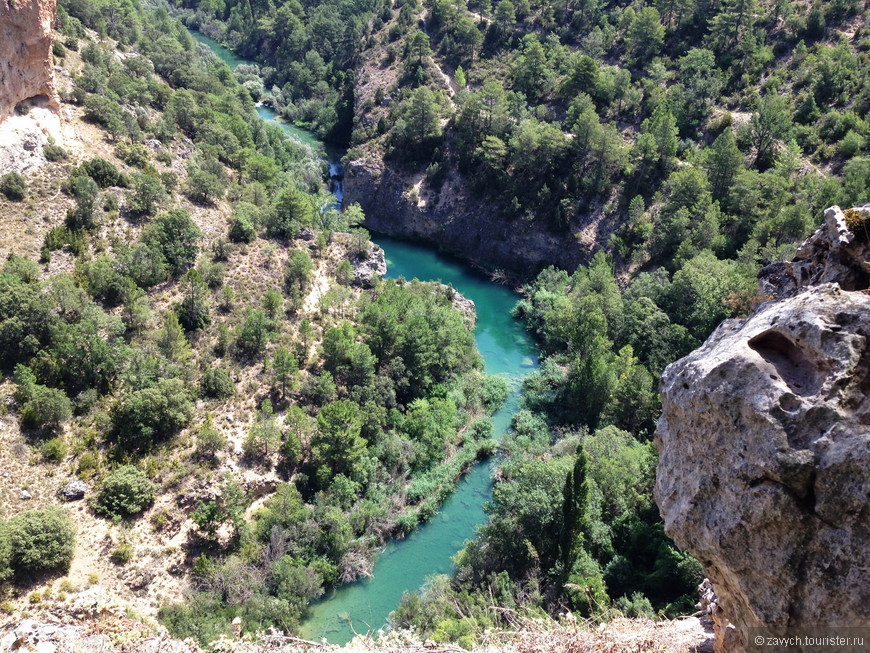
[627,6,665,63]
[707,0,758,57]
[157,311,190,361]
[646,105,679,168]
[704,130,744,201]
[749,94,792,170]
[272,346,298,397]
[176,269,211,332]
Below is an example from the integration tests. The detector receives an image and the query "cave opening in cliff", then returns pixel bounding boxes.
[14,94,51,115]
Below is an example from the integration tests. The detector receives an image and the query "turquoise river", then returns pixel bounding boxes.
[190,29,539,645]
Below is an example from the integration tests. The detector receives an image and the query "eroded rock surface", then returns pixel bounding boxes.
[656,206,870,652]
[0,106,62,175]
[351,244,387,287]
[345,156,590,275]
[759,205,870,297]
[0,0,59,123]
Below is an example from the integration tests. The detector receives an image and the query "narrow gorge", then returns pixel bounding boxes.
[0,0,868,652]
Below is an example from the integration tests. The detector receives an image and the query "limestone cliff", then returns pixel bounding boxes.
[0,0,59,122]
[656,205,870,652]
[345,154,590,276]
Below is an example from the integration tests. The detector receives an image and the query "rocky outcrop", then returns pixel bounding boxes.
[59,478,87,501]
[0,0,62,175]
[656,206,870,652]
[351,244,387,287]
[696,580,737,651]
[345,156,590,276]
[1,615,713,653]
[0,0,59,123]
[443,284,476,328]
[759,205,870,297]
[1,618,198,653]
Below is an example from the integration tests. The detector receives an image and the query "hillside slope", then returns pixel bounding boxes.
[337,0,868,275]
[0,3,502,643]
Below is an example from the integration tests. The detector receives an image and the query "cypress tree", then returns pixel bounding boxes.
[559,444,590,578]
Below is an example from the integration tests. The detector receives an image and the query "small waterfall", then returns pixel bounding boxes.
[328,160,344,205]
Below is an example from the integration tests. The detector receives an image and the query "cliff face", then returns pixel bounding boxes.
[345,155,590,277]
[0,0,59,123]
[655,206,870,652]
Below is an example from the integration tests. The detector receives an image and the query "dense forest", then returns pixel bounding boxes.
[0,0,867,648]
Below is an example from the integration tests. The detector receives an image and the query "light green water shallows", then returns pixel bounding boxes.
[188,29,539,646]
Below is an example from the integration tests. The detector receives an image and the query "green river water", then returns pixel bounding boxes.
[300,239,537,643]
[190,30,539,645]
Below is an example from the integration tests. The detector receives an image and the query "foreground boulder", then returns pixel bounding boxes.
[656,206,870,652]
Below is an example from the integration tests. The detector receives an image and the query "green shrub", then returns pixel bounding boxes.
[212,238,230,261]
[40,436,68,463]
[126,172,167,217]
[229,214,256,243]
[91,465,155,519]
[158,593,235,645]
[81,158,125,188]
[43,142,68,162]
[0,522,12,581]
[64,173,100,230]
[394,510,419,535]
[141,209,201,276]
[195,418,228,459]
[615,591,656,618]
[467,417,493,441]
[109,541,133,564]
[116,143,150,168]
[43,226,69,251]
[201,368,234,399]
[20,387,72,430]
[235,310,274,358]
[242,417,280,461]
[160,170,178,192]
[76,451,100,480]
[0,172,26,201]
[199,261,225,289]
[839,130,864,158]
[111,377,193,451]
[479,375,509,411]
[7,507,75,574]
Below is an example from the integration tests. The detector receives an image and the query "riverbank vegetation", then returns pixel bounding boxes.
[170,0,383,142]
[319,0,862,646]
[183,0,869,262]
[0,0,507,640]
